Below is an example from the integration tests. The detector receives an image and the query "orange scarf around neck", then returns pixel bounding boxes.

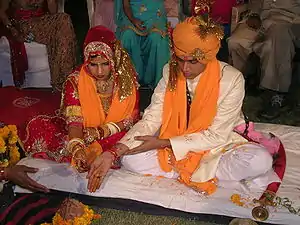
[158,59,220,195]
[78,67,136,128]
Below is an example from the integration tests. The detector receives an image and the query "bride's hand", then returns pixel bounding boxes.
[86,151,114,192]
[72,147,89,173]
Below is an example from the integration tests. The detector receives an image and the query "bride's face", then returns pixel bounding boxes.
[87,55,111,81]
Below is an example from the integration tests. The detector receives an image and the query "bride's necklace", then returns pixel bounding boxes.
[96,75,113,93]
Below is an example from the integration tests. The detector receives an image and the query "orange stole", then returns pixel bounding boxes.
[158,60,220,195]
[77,66,137,155]
[78,67,136,128]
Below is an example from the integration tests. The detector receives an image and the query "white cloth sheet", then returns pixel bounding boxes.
[15,123,300,225]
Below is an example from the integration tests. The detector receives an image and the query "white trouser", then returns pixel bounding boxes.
[121,143,276,190]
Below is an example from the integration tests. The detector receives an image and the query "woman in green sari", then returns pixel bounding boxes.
[115,0,170,87]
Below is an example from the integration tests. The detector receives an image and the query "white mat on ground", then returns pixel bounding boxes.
[15,123,300,225]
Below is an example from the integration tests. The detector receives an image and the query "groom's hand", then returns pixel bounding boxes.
[125,136,171,155]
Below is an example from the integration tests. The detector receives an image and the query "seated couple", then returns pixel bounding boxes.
[84,18,281,194]
[25,19,282,194]
[1,18,283,224]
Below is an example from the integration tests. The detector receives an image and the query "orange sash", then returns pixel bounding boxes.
[77,67,136,155]
[78,67,136,128]
[158,59,220,195]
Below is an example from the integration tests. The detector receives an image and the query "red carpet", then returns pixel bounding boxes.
[0,87,61,140]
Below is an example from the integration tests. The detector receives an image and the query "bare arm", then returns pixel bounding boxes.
[47,0,57,14]
[123,0,134,22]
[0,0,11,27]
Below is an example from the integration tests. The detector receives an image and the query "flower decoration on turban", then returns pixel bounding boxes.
[168,1,224,90]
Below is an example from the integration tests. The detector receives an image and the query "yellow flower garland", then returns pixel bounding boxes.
[41,205,101,225]
[0,125,20,167]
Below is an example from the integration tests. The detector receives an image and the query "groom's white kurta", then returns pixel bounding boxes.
[119,62,278,188]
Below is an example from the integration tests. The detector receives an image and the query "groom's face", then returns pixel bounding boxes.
[176,55,206,79]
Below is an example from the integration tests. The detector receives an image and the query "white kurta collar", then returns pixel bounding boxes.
[186,74,201,99]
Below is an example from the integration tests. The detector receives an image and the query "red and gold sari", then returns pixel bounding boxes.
[23,26,140,163]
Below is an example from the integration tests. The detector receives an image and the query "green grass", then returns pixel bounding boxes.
[91,208,222,225]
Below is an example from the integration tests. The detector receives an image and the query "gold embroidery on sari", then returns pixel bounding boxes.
[65,106,82,117]
[66,116,84,125]
[114,41,139,102]
[99,95,112,115]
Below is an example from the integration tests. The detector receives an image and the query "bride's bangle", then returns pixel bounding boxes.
[67,138,85,154]
[84,127,101,145]
[108,122,121,132]
[71,145,85,168]
[98,124,110,139]
[106,122,118,135]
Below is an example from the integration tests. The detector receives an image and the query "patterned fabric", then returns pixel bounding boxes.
[16,12,77,91]
[0,6,77,90]
[115,0,170,86]
[0,193,63,225]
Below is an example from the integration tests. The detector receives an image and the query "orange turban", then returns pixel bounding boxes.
[172,17,224,64]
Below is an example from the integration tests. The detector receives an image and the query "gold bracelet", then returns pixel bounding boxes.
[106,123,118,135]
[99,124,110,139]
[97,127,104,139]
[72,145,82,157]
[67,138,85,154]
[71,145,85,167]
[83,128,100,145]
[68,138,84,145]
[95,128,101,139]
[109,122,121,133]
[67,138,84,148]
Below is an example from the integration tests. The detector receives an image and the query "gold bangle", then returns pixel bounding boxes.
[97,127,104,139]
[106,123,118,135]
[72,146,81,157]
[99,124,110,139]
[109,122,121,132]
[83,128,100,145]
[71,145,84,166]
[67,138,85,153]
[68,142,84,154]
[95,128,101,139]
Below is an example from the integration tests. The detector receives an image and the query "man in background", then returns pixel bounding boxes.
[228,0,300,119]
